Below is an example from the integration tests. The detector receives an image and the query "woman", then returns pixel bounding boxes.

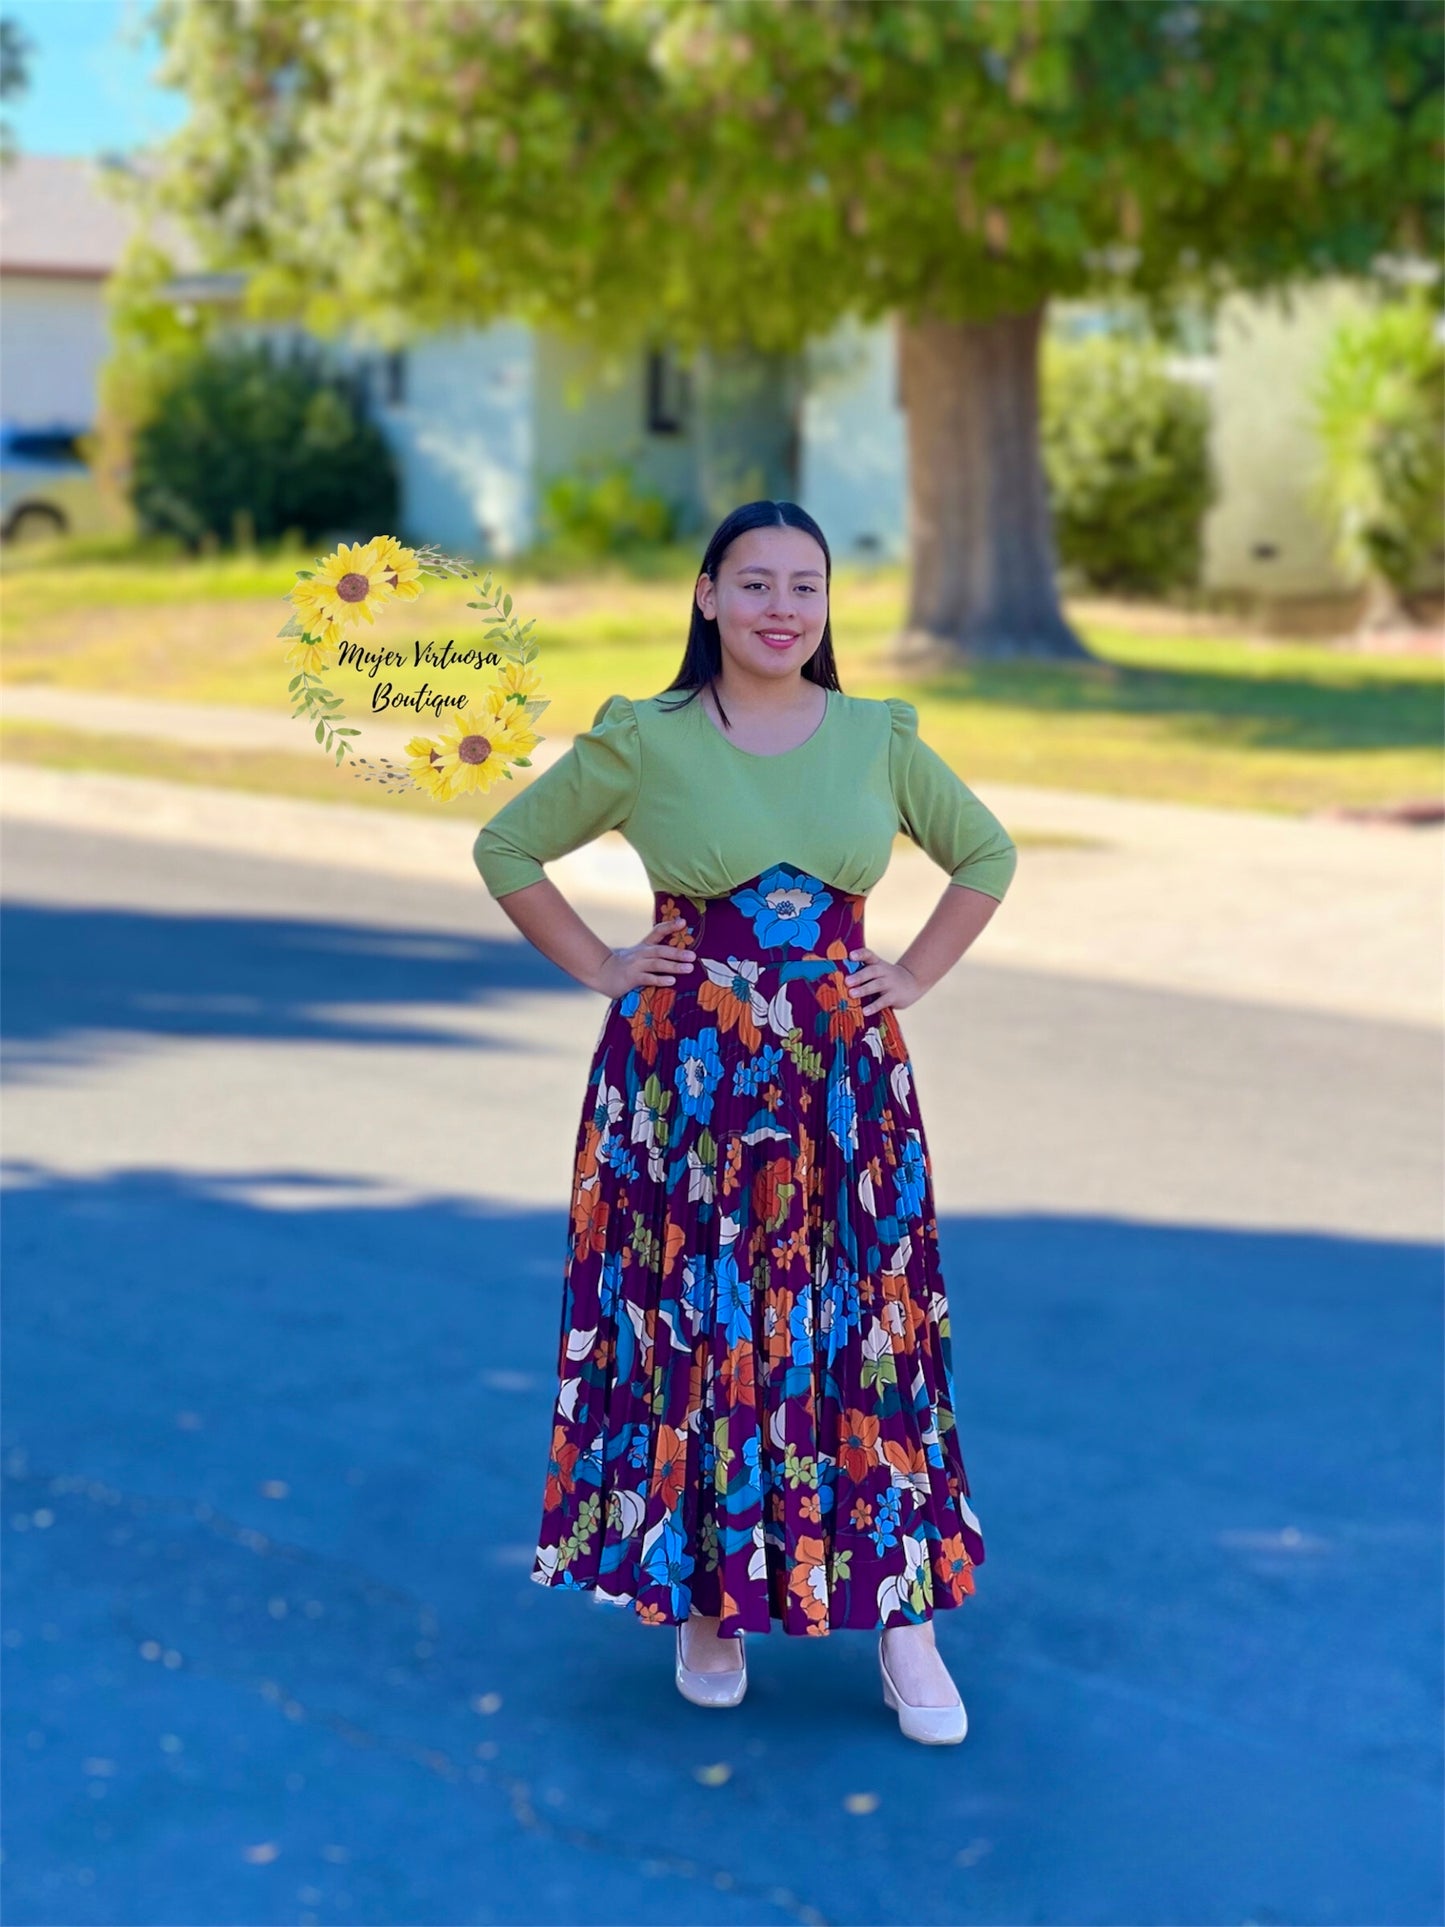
[473,501,1017,1745]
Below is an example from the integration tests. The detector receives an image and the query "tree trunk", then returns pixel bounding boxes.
[895,303,1095,663]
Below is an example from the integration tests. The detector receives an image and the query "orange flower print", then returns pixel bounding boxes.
[772,1225,809,1273]
[850,1496,874,1530]
[883,1437,926,1482]
[879,1270,927,1352]
[626,986,676,1066]
[880,1006,907,1061]
[816,967,867,1044]
[838,1408,882,1483]
[763,1284,795,1363]
[751,1156,793,1230]
[662,1215,687,1278]
[637,1601,668,1624]
[571,1180,608,1261]
[698,958,765,1052]
[544,1425,580,1511]
[574,1117,604,1186]
[722,1134,743,1198]
[650,1422,688,1510]
[800,1488,822,1523]
[935,1534,976,1605]
[787,1533,831,1628]
[720,1338,756,1409]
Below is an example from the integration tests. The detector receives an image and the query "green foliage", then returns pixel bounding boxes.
[537,460,679,561]
[141,0,1442,359]
[1041,334,1216,595]
[130,337,399,552]
[1308,292,1445,602]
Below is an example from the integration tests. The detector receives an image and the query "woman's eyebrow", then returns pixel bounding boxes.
[734,565,826,579]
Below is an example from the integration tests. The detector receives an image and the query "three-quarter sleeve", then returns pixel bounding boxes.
[472,692,641,899]
[886,697,1018,902]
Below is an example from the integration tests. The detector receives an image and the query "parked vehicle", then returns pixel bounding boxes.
[0,423,111,544]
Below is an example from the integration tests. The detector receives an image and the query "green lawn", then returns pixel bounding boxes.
[3,534,1440,816]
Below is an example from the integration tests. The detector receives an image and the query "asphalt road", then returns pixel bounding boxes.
[2,817,1441,1927]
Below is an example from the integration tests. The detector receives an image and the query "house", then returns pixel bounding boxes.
[0,150,1383,616]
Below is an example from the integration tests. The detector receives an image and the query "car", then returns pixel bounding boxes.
[0,422,113,545]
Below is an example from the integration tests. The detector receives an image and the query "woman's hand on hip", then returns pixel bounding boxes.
[845,947,922,1016]
[590,915,696,1000]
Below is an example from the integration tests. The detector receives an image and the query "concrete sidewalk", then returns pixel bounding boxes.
[3,743,1439,1027]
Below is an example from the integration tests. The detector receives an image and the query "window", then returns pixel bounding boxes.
[645,347,689,434]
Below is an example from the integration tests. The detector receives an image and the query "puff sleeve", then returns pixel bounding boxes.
[886,697,1018,902]
[472,693,641,899]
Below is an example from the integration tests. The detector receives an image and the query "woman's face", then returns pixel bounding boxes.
[695,524,829,683]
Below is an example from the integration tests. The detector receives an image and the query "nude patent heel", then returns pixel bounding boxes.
[675,1620,747,1708]
[878,1632,968,1745]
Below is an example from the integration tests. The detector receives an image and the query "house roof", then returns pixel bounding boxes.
[0,151,203,279]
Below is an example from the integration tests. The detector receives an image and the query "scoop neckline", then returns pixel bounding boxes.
[695,684,834,761]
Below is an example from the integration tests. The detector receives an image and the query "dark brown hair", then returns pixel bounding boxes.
[656,500,840,728]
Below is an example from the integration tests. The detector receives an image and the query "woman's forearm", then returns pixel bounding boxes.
[891,884,1002,995]
[491,878,615,993]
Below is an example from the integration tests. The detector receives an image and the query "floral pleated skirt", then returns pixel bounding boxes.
[531,862,985,1636]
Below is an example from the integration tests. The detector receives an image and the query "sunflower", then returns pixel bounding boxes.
[285,634,336,674]
[290,538,397,641]
[404,733,454,801]
[369,534,424,601]
[495,658,544,700]
[426,696,540,799]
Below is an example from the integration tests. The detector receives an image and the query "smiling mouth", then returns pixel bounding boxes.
[757,631,800,642]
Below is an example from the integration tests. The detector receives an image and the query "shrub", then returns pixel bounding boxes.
[537,459,679,562]
[1041,333,1216,596]
[130,336,399,552]
[1309,292,1445,616]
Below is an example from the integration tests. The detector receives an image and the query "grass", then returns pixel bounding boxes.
[2,533,1441,816]
[0,722,1090,855]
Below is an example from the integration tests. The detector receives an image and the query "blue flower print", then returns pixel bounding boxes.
[896,1132,927,1222]
[675,1026,724,1124]
[682,1251,715,1330]
[731,866,834,950]
[821,1259,862,1368]
[870,1487,902,1556]
[827,1067,858,1162]
[641,1509,695,1619]
[789,1290,814,1371]
[606,1142,640,1186]
[598,1248,624,1324]
[716,1245,752,1349]
[734,1043,784,1097]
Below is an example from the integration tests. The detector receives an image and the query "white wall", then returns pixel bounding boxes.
[798,313,907,562]
[374,323,536,557]
[0,275,110,426]
[1201,281,1366,597]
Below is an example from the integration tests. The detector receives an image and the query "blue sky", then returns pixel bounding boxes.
[4,0,189,158]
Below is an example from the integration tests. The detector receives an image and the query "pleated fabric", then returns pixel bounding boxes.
[530,862,985,1636]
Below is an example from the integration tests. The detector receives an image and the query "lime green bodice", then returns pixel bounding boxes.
[472,687,1018,904]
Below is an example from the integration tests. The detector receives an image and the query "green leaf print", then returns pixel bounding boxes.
[861,1351,899,1394]
[780,1029,826,1082]
[699,1512,720,1572]
[639,1073,673,1148]
[631,1212,661,1275]
[782,1445,818,1490]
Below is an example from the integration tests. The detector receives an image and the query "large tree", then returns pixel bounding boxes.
[129,0,1440,661]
